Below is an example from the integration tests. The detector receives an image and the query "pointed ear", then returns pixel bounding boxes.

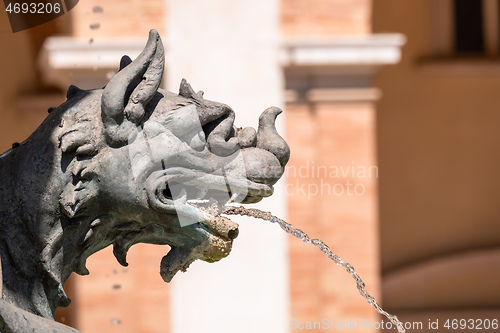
[179,79,203,102]
[179,78,195,98]
[102,29,165,146]
[119,55,132,71]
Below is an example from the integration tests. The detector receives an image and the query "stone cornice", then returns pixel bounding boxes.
[281,33,406,69]
[281,34,405,102]
[38,37,146,89]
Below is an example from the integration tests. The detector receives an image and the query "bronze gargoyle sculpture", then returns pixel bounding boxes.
[0,29,289,332]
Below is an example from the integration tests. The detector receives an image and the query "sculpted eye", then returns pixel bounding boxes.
[163,185,173,199]
[156,181,195,203]
[158,183,174,203]
[156,181,211,204]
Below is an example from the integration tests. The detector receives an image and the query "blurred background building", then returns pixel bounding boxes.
[0,0,499,332]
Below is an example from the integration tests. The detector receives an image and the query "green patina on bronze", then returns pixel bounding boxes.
[0,30,289,332]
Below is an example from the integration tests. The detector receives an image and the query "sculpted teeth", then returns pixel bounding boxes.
[226,192,239,204]
[90,218,102,227]
[187,199,210,204]
[83,229,93,243]
[78,228,94,245]
[186,198,222,218]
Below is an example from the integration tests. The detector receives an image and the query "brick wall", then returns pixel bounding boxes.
[67,245,171,333]
[70,0,165,37]
[281,0,372,36]
[286,101,380,331]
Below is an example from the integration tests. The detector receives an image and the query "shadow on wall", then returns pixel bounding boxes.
[373,0,500,321]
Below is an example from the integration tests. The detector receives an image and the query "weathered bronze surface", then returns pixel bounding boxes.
[0,30,289,331]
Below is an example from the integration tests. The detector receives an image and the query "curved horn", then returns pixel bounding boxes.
[102,29,165,146]
[256,107,290,167]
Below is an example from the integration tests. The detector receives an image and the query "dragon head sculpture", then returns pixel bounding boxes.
[0,29,289,324]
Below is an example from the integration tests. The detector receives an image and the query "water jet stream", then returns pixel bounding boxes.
[223,206,406,333]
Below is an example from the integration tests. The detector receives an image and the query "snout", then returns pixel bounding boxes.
[241,147,284,185]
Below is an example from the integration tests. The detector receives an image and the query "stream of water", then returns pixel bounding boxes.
[223,205,406,333]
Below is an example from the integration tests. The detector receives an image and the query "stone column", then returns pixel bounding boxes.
[165,1,289,333]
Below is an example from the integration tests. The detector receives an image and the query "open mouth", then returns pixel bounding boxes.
[157,181,230,224]
[150,167,274,226]
[162,182,229,213]
[154,180,242,282]
[160,181,240,240]
[150,176,249,282]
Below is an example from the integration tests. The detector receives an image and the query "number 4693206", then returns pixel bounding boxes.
[444,319,498,330]
[5,2,61,14]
